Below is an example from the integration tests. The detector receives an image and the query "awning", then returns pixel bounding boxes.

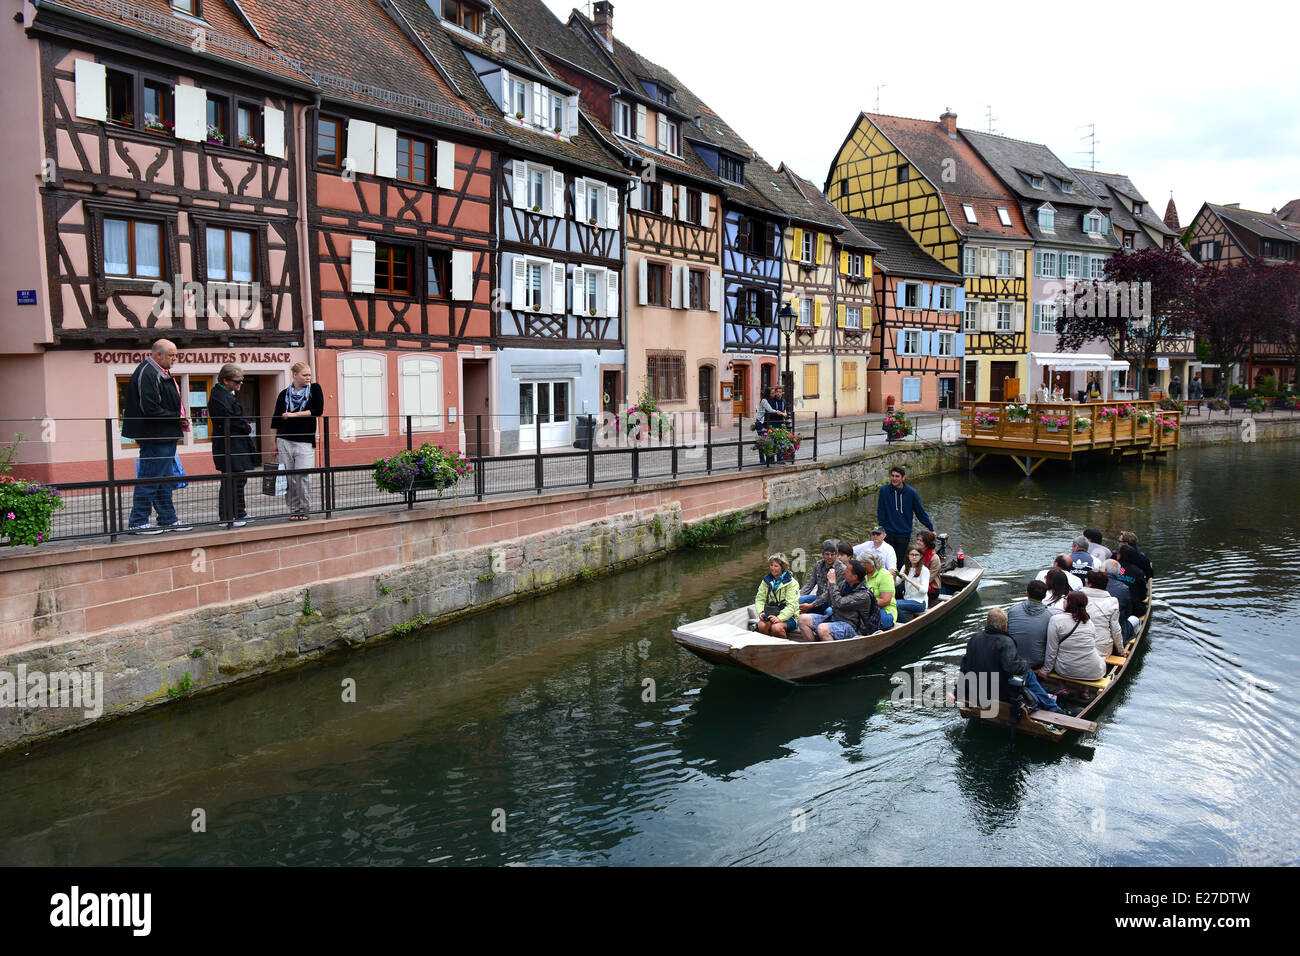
[1029,352,1124,372]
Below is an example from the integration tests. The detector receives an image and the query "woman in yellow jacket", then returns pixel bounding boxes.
[754,553,801,637]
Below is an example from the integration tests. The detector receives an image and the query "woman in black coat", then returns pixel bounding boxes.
[209,363,257,526]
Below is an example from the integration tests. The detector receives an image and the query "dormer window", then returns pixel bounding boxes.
[1085,211,1105,234]
[171,0,199,16]
[442,0,483,36]
[997,206,1012,227]
[1133,203,1143,217]
[1059,179,1074,194]
[718,153,744,185]
[962,203,977,224]
[613,100,632,139]
[656,88,671,107]
[1018,169,1045,189]
[1038,204,1055,231]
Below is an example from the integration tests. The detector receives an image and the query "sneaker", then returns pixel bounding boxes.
[229,520,247,528]
[128,524,163,535]
[238,515,255,523]
[159,521,193,532]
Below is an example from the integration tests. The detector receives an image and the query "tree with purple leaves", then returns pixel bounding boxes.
[1056,247,1198,399]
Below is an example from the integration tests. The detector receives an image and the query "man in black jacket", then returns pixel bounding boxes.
[959,608,1033,717]
[210,364,257,527]
[1103,559,1136,642]
[123,340,191,534]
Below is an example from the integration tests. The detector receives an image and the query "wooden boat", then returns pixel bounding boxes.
[957,587,1154,739]
[672,559,984,682]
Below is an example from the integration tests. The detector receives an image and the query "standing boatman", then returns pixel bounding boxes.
[877,464,934,563]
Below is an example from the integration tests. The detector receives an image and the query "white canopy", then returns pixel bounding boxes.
[1029,352,1128,372]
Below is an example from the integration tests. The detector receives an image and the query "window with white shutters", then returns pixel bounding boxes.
[964,301,978,332]
[400,356,442,430]
[340,354,385,435]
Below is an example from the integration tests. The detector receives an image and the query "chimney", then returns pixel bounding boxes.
[1224,202,1240,208]
[939,109,957,138]
[594,1,614,47]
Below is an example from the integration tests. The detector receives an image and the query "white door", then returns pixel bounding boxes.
[518,381,572,449]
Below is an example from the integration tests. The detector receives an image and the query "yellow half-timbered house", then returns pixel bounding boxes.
[827,111,1033,402]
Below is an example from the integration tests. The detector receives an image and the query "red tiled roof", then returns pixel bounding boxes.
[866,112,1032,242]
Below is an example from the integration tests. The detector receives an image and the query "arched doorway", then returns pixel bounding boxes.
[698,365,714,425]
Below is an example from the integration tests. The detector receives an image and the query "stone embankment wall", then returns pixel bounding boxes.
[1178,415,1300,447]
[0,440,963,752]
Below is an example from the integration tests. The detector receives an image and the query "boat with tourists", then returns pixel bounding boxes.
[672,552,984,682]
[956,589,1154,739]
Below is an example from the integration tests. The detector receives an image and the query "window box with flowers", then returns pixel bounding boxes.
[1097,406,1119,422]
[206,125,226,146]
[112,112,135,128]
[238,134,261,150]
[1135,409,1154,427]
[1156,415,1179,435]
[144,119,174,136]
[1006,403,1030,422]
[1074,415,1092,433]
[973,410,999,429]
[1039,413,1067,432]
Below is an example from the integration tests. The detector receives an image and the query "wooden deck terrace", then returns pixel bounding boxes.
[960,402,1181,475]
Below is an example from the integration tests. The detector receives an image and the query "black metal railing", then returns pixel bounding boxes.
[0,411,963,545]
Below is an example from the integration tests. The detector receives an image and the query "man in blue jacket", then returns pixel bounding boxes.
[876,465,934,563]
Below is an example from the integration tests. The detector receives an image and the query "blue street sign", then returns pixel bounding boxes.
[16,290,37,306]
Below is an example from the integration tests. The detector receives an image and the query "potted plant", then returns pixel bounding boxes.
[619,392,675,443]
[588,216,598,225]
[1158,397,1184,413]
[588,308,598,316]
[1280,395,1299,411]
[1135,409,1154,426]
[531,204,542,213]
[554,125,563,134]
[1074,415,1092,433]
[755,426,803,462]
[973,410,999,429]
[1039,413,1067,432]
[1097,406,1118,422]
[372,443,473,495]
[1115,404,1134,419]
[1246,396,1267,414]
[515,111,525,121]
[112,111,134,127]
[882,410,912,442]
[206,124,225,145]
[0,436,64,547]
[1209,398,1230,412]
[531,303,541,312]
[238,134,260,149]
[1156,415,1179,435]
[1006,403,1029,422]
[144,119,173,135]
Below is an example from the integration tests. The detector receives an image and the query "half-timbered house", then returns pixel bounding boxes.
[247,0,499,464]
[828,111,1033,404]
[555,2,782,420]
[962,131,1124,401]
[853,220,963,412]
[2,0,313,482]
[774,165,880,419]
[394,0,633,452]
[1183,202,1300,389]
[497,0,725,426]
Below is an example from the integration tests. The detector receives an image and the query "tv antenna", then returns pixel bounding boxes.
[985,105,997,134]
[874,84,886,112]
[1078,123,1098,170]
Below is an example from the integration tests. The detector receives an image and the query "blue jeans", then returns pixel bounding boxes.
[895,599,927,623]
[789,608,830,633]
[879,609,894,630]
[1023,669,1064,713]
[130,440,179,527]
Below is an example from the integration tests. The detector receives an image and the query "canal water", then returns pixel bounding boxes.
[2,441,1298,865]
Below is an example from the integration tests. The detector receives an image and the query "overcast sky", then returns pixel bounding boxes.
[542,0,1300,224]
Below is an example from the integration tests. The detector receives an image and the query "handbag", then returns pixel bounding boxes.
[762,581,785,618]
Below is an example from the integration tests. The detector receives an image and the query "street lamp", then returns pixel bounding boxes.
[777,303,796,430]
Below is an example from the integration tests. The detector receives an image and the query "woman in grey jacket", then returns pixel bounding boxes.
[1042,591,1104,680]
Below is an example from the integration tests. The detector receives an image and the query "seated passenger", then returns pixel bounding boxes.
[813,560,880,641]
[1035,554,1083,591]
[1103,558,1138,641]
[1114,545,1149,607]
[958,608,1062,714]
[753,554,800,637]
[790,541,844,641]
[1043,568,1074,611]
[894,546,930,623]
[1084,528,1112,564]
[916,530,943,607]
[1042,591,1105,681]
[1118,531,1155,581]
[1007,579,1061,670]
[1068,536,1101,574]
[1081,569,1125,659]
[854,526,896,571]
[861,551,898,630]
